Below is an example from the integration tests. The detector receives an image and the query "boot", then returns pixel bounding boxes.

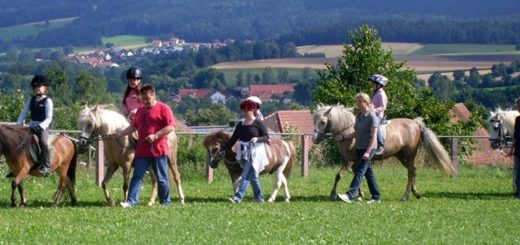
[38,145,51,177]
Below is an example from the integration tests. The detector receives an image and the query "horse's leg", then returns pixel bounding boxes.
[11,180,18,207]
[67,178,78,206]
[330,162,351,200]
[267,171,283,203]
[102,163,119,207]
[148,168,158,206]
[17,180,27,208]
[397,156,418,201]
[169,159,185,205]
[53,172,69,207]
[280,174,291,202]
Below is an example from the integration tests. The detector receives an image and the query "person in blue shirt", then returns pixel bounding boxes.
[16,75,54,176]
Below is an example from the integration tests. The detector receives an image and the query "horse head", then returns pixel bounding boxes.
[312,105,333,144]
[203,130,233,168]
[488,109,514,149]
[76,105,104,145]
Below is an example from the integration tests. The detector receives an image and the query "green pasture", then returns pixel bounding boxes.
[0,163,519,244]
[101,35,148,49]
[0,18,76,42]
[218,67,319,85]
[412,44,518,55]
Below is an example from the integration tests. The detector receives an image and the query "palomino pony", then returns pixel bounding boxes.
[488,107,519,149]
[312,104,456,201]
[76,105,185,206]
[202,130,296,202]
[0,124,77,207]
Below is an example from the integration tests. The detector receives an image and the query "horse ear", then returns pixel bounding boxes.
[323,106,334,116]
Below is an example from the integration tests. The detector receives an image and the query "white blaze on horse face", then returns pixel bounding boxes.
[312,116,328,142]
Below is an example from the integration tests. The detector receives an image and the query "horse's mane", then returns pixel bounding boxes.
[313,104,355,134]
[76,105,129,133]
[0,125,31,154]
[202,130,231,148]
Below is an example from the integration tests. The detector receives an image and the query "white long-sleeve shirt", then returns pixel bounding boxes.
[16,96,54,130]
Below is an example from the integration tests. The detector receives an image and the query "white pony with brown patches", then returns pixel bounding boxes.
[203,130,296,202]
[76,104,185,206]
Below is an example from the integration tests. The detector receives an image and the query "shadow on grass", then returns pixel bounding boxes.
[423,191,514,200]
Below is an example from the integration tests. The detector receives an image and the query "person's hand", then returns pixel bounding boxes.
[145,134,158,143]
[29,125,42,134]
[363,152,370,160]
[128,109,137,121]
[250,137,258,143]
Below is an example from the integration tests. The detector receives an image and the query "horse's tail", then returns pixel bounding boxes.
[414,118,457,176]
[283,140,297,178]
[67,140,78,187]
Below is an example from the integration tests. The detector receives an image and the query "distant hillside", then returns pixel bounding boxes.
[1,0,520,48]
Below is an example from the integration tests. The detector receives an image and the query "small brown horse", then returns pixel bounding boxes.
[312,104,456,201]
[77,105,185,206]
[0,124,77,207]
[203,130,296,202]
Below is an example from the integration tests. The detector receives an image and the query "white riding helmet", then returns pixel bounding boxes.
[369,74,389,86]
[246,96,262,107]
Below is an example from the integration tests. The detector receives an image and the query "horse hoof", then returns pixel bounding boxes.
[108,199,115,207]
[147,202,154,207]
[267,198,274,203]
[180,200,185,205]
[329,193,338,201]
[284,198,290,203]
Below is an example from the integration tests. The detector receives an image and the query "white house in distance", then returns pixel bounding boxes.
[209,91,226,104]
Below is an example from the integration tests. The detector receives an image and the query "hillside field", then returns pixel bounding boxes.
[0,17,76,42]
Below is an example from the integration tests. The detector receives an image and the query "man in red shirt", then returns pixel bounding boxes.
[113,84,176,207]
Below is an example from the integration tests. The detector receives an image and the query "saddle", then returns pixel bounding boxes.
[28,134,57,166]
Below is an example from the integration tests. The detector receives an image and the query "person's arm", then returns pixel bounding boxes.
[363,127,378,159]
[111,125,137,139]
[144,125,174,143]
[16,97,31,125]
[39,98,53,130]
[224,123,241,150]
[335,131,356,141]
[251,119,269,143]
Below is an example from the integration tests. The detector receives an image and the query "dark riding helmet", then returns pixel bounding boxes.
[126,67,142,79]
[31,75,49,88]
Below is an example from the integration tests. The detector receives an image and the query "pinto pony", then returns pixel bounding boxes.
[312,104,456,201]
[202,130,296,202]
[0,124,77,207]
[76,105,185,206]
[488,107,519,149]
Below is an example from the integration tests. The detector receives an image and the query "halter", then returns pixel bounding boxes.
[314,113,355,142]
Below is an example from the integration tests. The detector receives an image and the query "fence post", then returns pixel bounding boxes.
[206,150,214,183]
[96,136,105,187]
[451,138,459,174]
[301,134,309,177]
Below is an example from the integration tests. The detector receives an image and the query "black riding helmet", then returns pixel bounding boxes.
[126,67,142,79]
[31,75,49,88]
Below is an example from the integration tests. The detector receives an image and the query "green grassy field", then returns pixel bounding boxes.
[218,67,318,86]
[0,163,518,244]
[0,17,76,42]
[411,44,518,55]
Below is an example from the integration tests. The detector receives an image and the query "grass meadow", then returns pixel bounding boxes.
[0,163,519,244]
[0,18,76,42]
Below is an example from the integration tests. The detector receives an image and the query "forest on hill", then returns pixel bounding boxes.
[1,0,520,49]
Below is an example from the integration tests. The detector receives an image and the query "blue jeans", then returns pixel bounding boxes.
[375,116,384,147]
[127,156,171,206]
[346,149,381,200]
[234,159,264,202]
[514,156,520,198]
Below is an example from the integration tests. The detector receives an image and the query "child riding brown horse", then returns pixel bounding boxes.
[0,124,77,207]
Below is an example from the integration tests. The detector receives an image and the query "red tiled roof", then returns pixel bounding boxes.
[263,110,313,134]
[178,88,212,98]
[450,102,471,123]
[249,84,295,100]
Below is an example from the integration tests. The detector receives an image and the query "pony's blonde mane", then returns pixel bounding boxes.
[313,104,355,134]
[77,105,129,134]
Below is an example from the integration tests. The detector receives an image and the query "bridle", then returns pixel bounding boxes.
[314,113,354,143]
[489,117,512,149]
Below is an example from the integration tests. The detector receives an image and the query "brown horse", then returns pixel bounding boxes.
[312,104,456,201]
[76,105,185,206]
[0,124,77,207]
[203,130,296,202]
